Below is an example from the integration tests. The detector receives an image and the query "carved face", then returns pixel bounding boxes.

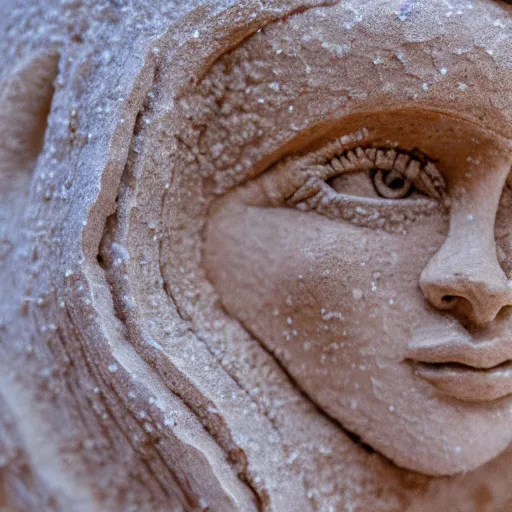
[200,1,512,476]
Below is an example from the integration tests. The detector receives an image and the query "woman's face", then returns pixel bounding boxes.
[200,1,512,476]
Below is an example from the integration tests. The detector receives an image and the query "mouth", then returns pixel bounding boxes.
[406,338,512,402]
[411,360,512,402]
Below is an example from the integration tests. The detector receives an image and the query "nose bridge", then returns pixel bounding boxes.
[420,225,512,326]
[419,147,512,326]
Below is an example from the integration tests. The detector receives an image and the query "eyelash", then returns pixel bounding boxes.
[289,146,445,201]
[286,146,447,232]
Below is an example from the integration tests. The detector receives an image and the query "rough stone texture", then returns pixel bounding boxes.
[1,1,512,511]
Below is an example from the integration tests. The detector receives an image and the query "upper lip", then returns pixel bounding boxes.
[405,336,512,369]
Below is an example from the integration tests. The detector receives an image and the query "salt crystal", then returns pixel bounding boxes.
[352,289,363,300]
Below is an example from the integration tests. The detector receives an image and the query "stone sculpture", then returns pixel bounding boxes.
[1,1,512,510]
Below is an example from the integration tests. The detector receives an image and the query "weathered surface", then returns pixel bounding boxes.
[1,1,512,511]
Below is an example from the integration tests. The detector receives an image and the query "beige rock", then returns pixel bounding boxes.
[1,1,512,511]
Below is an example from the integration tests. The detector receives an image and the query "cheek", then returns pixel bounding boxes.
[203,200,448,372]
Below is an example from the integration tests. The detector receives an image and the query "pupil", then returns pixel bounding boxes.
[388,177,405,190]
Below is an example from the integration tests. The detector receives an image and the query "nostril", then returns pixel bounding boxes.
[437,294,459,310]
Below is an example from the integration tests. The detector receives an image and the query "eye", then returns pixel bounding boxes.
[372,169,414,199]
[322,147,443,202]
[283,145,447,231]
[327,168,415,200]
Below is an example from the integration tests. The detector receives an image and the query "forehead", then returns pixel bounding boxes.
[206,0,512,140]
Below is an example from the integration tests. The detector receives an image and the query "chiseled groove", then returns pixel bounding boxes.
[102,62,260,510]
[61,304,184,503]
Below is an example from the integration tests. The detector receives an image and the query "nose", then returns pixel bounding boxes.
[420,237,512,327]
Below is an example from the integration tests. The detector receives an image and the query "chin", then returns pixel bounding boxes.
[368,406,512,476]
[392,437,510,477]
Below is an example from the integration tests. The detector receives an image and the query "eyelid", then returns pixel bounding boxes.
[245,128,372,206]
[293,179,442,231]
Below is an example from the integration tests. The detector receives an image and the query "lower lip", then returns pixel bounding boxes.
[413,361,512,402]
